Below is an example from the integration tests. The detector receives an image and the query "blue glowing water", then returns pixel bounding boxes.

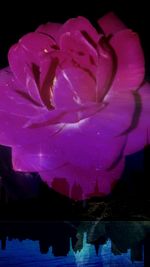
[0,233,144,267]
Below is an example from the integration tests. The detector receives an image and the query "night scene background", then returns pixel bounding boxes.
[0,0,149,266]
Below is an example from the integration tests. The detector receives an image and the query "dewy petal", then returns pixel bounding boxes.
[124,83,150,155]
[109,29,145,92]
[98,12,126,36]
[8,32,57,107]
[39,158,124,200]
[36,22,62,41]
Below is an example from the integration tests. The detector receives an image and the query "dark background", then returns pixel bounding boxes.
[0,0,150,220]
[0,0,150,79]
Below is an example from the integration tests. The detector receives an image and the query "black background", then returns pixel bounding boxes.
[0,0,150,79]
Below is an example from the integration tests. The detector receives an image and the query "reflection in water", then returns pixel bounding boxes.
[0,221,148,266]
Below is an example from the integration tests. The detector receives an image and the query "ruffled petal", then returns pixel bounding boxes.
[54,64,96,106]
[109,29,145,91]
[52,31,97,105]
[8,32,57,107]
[0,67,45,116]
[51,68,79,108]
[0,107,64,147]
[49,90,133,172]
[0,67,64,147]
[96,37,116,101]
[21,102,102,128]
[11,102,128,175]
[12,125,125,175]
[10,89,135,174]
[55,125,125,172]
[57,16,99,44]
[98,12,126,36]
[24,78,135,130]
[124,83,150,155]
[101,90,135,134]
[36,22,62,41]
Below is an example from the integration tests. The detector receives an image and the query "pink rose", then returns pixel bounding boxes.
[0,12,149,200]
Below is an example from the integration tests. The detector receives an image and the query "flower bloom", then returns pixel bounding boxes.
[0,12,149,200]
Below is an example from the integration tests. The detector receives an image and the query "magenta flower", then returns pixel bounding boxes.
[0,12,149,200]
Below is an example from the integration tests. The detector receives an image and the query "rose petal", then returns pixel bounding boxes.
[39,55,59,109]
[96,37,116,101]
[0,67,46,116]
[60,30,98,58]
[51,68,80,108]
[12,143,67,172]
[0,67,65,147]
[109,29,145,91]
[0,107,65,147]
[58,29,115,104]
[124,83,150,155]
[9,43,43,106]
[8,32,57,107]
[45,91,131,172]
[10,90,135,174]
[57,16,99,44]
[9,108,127,187]
[39,158,124,200]
[101,90,135,134]
[36,22,62,41]
[12,101,128,174]
[55,122,125,171]
[98,12,126,36]
[53,32,97,107]
[12,129,125,175]
[22,102,103,128]
[54,68,96,106]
